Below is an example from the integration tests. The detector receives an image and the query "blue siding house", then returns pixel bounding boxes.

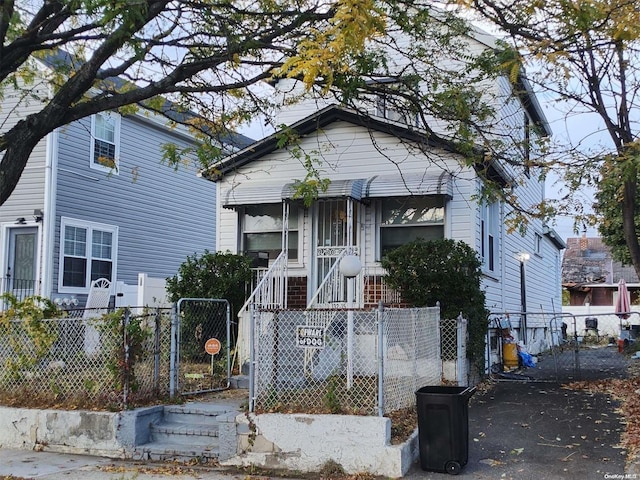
[0,64,250,306]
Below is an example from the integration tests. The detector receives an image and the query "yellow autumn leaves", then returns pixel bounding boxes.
[278,0,386,90]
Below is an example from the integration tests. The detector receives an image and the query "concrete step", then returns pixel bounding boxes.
[230,375,249,389]
[150,420,220,445]
[134,441,219,463]
[163,403,236,425]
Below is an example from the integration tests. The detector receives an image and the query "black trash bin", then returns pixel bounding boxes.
[415,385,476,475]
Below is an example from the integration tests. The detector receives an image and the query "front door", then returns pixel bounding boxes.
[6,227,38,299]
[312,199,358,304]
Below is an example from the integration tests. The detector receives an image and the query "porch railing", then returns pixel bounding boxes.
[307,247,361,308]
[236,251,288,370]
[239,250,288,314]
[0,277,40,303]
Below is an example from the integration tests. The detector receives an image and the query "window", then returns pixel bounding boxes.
[364,79,420,127]
[91,112,120,173]
[379,197,445,257]
[59,218,118,292]
[242,204,299,261]
[480,201,499,273]
[534,232,543,256]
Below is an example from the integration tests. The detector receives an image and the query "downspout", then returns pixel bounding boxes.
[42,128,58,298]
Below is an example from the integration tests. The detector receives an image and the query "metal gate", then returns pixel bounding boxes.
[488,311,630,382]
[529,313,630,382]
[172,298,231,395]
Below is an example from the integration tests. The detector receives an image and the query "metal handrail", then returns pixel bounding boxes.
[307,248,349,308]
[238,251,288,316]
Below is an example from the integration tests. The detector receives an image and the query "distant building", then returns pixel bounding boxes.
[562,236,639,306]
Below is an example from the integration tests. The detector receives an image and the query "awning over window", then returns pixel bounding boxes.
[282,179,366,201]
[222,183,290,207]
[362,172,452,198]
[222,173,452,207]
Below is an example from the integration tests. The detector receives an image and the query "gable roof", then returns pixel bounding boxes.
[562,237,640,287]
[35,50,254,151]
[202,104,510,184]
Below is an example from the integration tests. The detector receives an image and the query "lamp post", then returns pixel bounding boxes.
[340,254,361,390]
[519,252,530,344]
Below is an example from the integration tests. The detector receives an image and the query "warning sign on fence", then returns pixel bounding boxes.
[296,325,325,348]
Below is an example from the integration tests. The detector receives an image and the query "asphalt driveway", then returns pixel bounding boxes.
[404,379,628,479]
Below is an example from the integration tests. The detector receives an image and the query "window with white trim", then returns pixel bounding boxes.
[59,218,118,292]
[379,197,445,258]
[480,200,499,273]
[91,112,120,173]
[241,204,299,261]
[534,232,543,256]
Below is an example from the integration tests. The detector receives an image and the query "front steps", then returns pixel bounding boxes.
[135,401,243,463]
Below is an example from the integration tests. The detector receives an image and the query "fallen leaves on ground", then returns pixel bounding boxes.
[565,366,640,464]
[100,463,205,476]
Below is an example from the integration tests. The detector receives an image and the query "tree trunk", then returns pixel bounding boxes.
[0,116,51,205]
[622,173,640,281]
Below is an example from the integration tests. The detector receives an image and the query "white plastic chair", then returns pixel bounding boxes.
[83,278,112,355]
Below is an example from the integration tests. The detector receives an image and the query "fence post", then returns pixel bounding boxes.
[123,307,130,408]
[249,304,256,413]
[169,302,179,398]
[225,300,232,387]
[154,307,161,394]
[377,301,384,417]
[457,314,468,386]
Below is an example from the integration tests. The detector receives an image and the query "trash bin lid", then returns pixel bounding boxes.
[415,385,476,397]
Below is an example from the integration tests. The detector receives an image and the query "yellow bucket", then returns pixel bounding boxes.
[503,343,518,368]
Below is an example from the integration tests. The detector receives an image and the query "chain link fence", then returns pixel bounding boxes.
[251,305,463,416]
[0,306,172,409]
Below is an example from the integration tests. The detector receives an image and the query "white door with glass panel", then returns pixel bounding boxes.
[6,227,38,298]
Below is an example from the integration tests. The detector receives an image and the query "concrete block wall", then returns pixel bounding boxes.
[222,412,417,478]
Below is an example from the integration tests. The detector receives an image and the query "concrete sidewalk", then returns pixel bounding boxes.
[0,449,295,480]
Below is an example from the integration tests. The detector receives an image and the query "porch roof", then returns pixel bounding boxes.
[222,172,453,207]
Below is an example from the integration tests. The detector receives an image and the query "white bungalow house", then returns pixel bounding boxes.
[204,97,565,368]
[203,16,566,369]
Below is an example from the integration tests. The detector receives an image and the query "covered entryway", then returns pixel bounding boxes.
[312,198,359,306]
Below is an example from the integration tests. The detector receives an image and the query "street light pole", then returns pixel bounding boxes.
[519,252,530,344]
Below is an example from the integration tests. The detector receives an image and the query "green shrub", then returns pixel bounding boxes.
[166,250,253,315]
[0,294,61,384]
[166,250,253,361]
[381,238,489,374]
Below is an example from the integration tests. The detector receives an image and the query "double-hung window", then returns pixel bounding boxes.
[379,197,445,258]
[480,201,499,274]
[59,218,118,292]
[91,112,120,173]
[242,204,299,261]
